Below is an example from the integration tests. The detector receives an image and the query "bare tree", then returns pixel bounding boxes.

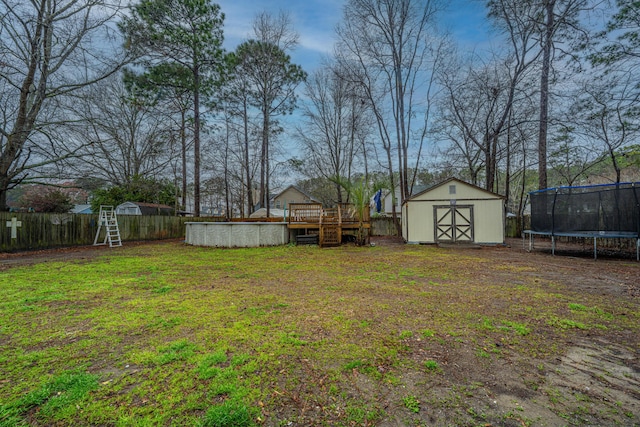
[570,72,640,183]
[489,0,596,190]
[139,64,195,211]
[297,63,371,203]
[226,51,263,215]
[0,0,129,210]
[335,0,445,233]
[436,36,540,191]
[68,74,177,186]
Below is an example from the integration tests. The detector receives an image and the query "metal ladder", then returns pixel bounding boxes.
[94,205,122,247]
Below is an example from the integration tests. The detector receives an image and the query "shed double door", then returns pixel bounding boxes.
[434,205,474,243]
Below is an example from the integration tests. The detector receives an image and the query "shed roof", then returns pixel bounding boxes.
[405,177,504,203]
[117,201,175,215]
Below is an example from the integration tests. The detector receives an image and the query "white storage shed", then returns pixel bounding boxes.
[402,178,505,245]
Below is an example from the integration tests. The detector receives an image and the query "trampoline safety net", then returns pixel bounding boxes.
[529,182,640,235]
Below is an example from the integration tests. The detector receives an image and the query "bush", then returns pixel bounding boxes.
[19,187,73,213]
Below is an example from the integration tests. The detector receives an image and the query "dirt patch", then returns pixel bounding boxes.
[0,239,183,270]
[433,237,640,299]
[545,339,640,422]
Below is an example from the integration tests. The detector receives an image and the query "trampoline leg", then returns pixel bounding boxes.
[593,237,597,260]
[552,236,555,256]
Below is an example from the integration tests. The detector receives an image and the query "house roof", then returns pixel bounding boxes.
[249,208,286,218]
[117,201,176,215]
[271,185,319,202]
[379,184,428,201]
[71,204,92,214]
[404,177,505,202]
[119,201,174,209]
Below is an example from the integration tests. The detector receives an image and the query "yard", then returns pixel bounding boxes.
[0,238,638,426]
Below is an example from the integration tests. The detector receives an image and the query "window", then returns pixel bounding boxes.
[449,185,456,195]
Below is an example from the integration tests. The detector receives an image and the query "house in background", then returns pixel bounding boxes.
[402,178,505,245]
[267,185,319,210]
[371,185,427,217]
[249,208,286,218]
[371,188,400,217]
[71,204,92,214]
[116,202,175,216]
[200,206,224,217]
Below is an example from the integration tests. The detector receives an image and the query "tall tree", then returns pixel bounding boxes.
[128,63,195,211]
[0,0,128,210]
[435,0,544,193]
[297,64,370,203]
[68,73,176,187]
[226,51,262,215]
[489,0,592,190]
[335,0,444,233]
[571,73,640,183]
[437,56,512,190]
[232,12,306,216]
[119,0,226,217]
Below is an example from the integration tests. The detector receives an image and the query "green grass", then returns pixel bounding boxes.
[199,400,256,427]
[0,370,98,426]
[424,359,441,372]
[0,241,638,426]
[403,395,420,413]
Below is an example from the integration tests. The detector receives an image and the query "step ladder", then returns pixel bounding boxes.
[93,205,122,247]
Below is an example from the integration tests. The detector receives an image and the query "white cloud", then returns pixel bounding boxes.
[217,0,344,67]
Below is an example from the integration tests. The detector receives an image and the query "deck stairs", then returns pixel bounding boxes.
[319,208,341,247]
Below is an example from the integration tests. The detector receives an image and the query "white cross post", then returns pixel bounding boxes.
[6,217,22,239]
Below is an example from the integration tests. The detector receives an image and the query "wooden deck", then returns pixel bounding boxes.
[287,203,370,247]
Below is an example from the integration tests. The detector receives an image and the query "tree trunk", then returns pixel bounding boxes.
[490,133,499,192]
[386,144,402,236]
[484,134,494,191]
[193,67,201,217]
[243,99,254,214]
[180,109,188,211]
[538,0,554,191]
[0,0,47,211]
[0,177,9,211]
[261,102,270,216]
[505,111,512,206]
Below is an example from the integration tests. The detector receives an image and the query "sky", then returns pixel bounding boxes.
[216,0,496,73]
[213,0,498,181]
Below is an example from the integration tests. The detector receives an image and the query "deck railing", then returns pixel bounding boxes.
[288,203,323,225]
[287,203,370,228]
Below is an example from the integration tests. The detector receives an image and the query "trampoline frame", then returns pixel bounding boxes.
[524,182,640,261]
[523,230,640,260]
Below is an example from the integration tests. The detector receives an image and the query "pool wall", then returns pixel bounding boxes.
[184,222,290,247]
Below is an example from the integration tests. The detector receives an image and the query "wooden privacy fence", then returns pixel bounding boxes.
[370,217,399,236]
[3,213,573,251]
[0,212,221,252]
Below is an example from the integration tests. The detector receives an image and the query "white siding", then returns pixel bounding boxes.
[402,179,504,244]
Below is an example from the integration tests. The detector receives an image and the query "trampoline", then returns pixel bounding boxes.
[523,182,640,260]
